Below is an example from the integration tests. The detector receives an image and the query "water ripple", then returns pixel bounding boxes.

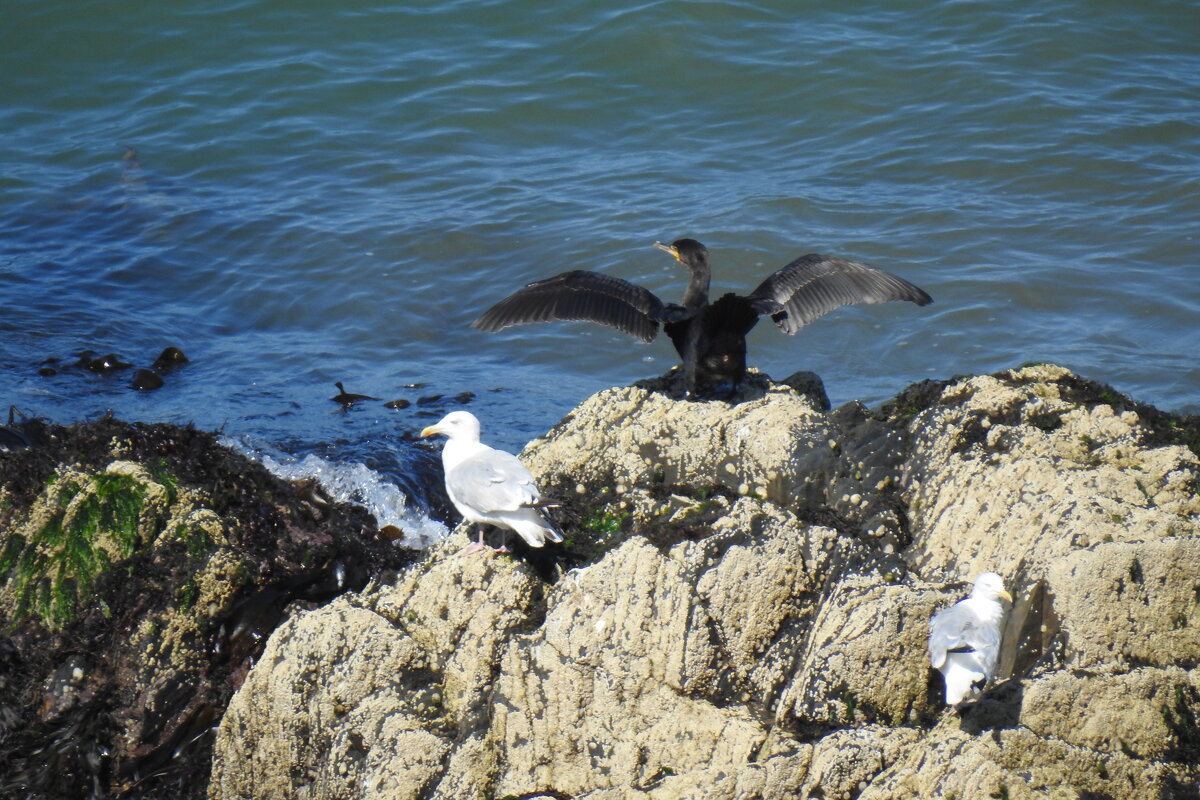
[2,0,1197,475]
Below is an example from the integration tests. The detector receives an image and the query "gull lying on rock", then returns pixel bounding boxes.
[928,571,1012,713]
[420,411,562,555]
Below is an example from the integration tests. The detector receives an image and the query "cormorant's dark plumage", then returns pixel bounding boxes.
[331,382,378,405]
[472,238,932,398]
[473,270,667,344]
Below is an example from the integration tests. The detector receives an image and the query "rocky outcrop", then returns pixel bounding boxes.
[0,417,417,800]
[202,364,1197,798]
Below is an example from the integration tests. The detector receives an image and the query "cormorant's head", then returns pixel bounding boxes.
[653,238,709,272]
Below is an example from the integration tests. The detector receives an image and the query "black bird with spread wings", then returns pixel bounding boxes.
[472,238,932,398]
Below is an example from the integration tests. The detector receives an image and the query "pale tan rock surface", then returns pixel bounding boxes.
[857,725,1176,800]
[776,576,951,728]
[1046,538,1200,670]
[208,365,1200,800]
[210,540,545,800]
[903,365,1200,580]
[521,377,842,506]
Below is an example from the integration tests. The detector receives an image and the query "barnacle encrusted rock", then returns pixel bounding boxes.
[208,365,1200,800]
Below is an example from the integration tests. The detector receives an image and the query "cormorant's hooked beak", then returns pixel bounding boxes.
[653,241,682,262]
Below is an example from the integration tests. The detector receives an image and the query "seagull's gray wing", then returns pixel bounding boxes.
[447,447,539,515]
[746,254,933,335]
[472,270,667,343]
[928,601,1000,669]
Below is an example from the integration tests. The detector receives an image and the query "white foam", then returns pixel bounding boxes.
[223,437,449,548]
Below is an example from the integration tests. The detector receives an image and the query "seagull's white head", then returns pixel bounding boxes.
[420,410,481,443]
[971,572,1013,603]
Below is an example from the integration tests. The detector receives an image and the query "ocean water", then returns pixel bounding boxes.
[2,0,1197,535]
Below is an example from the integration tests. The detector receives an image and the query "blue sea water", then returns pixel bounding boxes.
[2,0,1198,533]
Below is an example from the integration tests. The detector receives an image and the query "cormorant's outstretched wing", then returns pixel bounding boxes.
[746,254,933,335]
[472,270,668,343]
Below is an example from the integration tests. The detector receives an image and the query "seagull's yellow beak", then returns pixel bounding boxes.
[1000,589,1013,603]
[420,424,441,438]
[653,241,681,262]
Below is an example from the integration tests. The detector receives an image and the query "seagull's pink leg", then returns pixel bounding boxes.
[457,524,490,556]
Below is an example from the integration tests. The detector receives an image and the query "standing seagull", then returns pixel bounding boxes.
[472,238,932,398]
[420,411,562,554]
[928,572,1013,713]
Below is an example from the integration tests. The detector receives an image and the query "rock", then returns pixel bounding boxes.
[206,364,1200,800]
[1019,666,1200,760]
[151,346,189,371]
[900,365,1200,582]
[1045,538,1200,671]
[779,369,832,411]
[777,576,950,728]
[83,352,132,373]
[0,417,418,800]
[487,534,768,797]
[594,726,922,800]
[211,533,545,800]
[522,374,842,507]
[210,366,1195,798]
[210,603,451,800]
[131,367,165,390]
[12,364,1193,800]
[857,725,1176,800]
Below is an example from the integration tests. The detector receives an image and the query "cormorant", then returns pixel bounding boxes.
[331,382,378,405]
[472,238,932,398]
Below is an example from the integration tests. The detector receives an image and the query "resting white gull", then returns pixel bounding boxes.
[420,411,562,555]
[928,572,1012,713]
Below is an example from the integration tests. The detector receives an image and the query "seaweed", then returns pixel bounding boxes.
[2,471,155,629]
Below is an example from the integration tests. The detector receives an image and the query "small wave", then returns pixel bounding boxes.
[223,437,449,548]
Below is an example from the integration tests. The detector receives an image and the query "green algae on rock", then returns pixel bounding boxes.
[1,464,173,629]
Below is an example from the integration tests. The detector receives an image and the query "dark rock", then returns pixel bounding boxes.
[84,353,132,373]
[131,368,165,391]
[151,347,189,372]
[780,369,831,411]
